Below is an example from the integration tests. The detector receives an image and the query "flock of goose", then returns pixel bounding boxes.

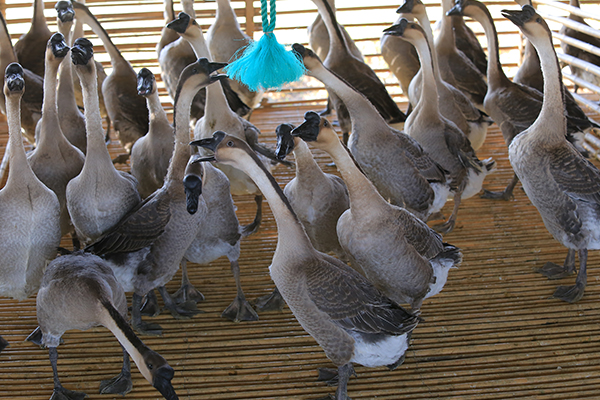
[0,0,599,399]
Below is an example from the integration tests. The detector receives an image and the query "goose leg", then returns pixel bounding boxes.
[254,287,286,312]
[335,363,355,400]
[157,285,201,320]
[140,289,161,317]
[171,259,205,304]
[433,192,462,234]
[553,249,588,303]
[535,249,576,280]
[99,346,132,395]
[318,97,333,116]
[131,293,163,336]
[480,173,519,201]
[241,195,263,236]
[221,259,259,322]
[48,347,88,400]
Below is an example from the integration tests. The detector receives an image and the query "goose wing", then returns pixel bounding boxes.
[306,256,419,335]
[397,209,444,259]
[550,145,600,205]
[85,192,171,255]
[392,130,449,184]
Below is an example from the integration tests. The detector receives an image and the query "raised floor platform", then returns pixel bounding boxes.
[1,103,600,399]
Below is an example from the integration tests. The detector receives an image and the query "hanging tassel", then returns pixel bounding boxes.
[224,0,305,91]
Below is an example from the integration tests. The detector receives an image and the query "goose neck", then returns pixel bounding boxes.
[78,65,112,160]
[33,0,49,29]
[39,58,63,145]
[292,138,327,184]
[5,93,29,178]
[0,14,16,64]
[166,84,196,182]
[146,92,170,127]
[215,0,237,23]
[311,0,347,56]
[205,82,231,117]
[411,32,440,115]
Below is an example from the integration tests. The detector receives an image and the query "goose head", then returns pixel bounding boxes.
[137,68,157,96]
[4,63,25,97]
[167,12,199,38]
[173,58,227,104]
[137,349,179,400]
[383,18,427,46]
[190,131,256,168]
[183,156,205,215]
[502,5,551,44]
[49,32,70,60]
[55,0,75,23]
[396,0,426,17]
[291,43,323,72]
[275,123,296,160]
[291,111,339,150]
[71,37,94,73]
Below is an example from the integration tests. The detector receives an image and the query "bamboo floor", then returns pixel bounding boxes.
[1,103,600,399]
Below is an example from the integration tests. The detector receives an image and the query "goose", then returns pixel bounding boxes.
[158,0,250,122]
[157,0,180,57]
[384,19,496,234]
[502,5,600,303]
[14,0,51,78]
[275,123,349,260]
[292,43,450,223]
[191,130,420,400]
[71,0,148,154]
[51,0,86,154]
[130,68,174,199]
[0,62,60,300]
[28,33,85,240]
[310,0,406,144]
[206,0,263,111]
[0,11,43,143]
[560,0,600,91]
[445,0,487,76]
[396,0,492,150]
[175,155,259,322]
[291,112,462,310]
[66,38,140,246]
[84,58,224,335]
[169,11,284,235]
[308,0,364,116]
[26,252,179,399]
[448,0,594,200]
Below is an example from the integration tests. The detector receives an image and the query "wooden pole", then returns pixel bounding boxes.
[245,0,255,38]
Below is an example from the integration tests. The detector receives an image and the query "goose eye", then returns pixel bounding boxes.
[227,140,234,147]
[323,120,328,127]
[147,363,154,370]
[536,17,542,23]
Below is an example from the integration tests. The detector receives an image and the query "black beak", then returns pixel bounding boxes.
[291,111,321,142]
[446,0,464,16]
[501,5,535,27]
[189,131,226,153]
[50,32,70,59]
[55,0,75,22]
[137,68,155,96]
[396,0,415,14]
[292,43,306,58]
[383,19,409,37]
[196,58,228,75]
[5,63,24,92]
[167,12,191,34]
[71,37,94,65]
[275,123,295,160]
[183,173,203,215]
[152,365,179,400]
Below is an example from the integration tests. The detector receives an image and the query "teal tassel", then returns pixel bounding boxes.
[224,0,305,91]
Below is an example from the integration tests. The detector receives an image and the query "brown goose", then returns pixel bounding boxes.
[28,33,85,239]
[84,58,224,335]
[310,0,406,144]
[192,130,419,400]
[66,38,140,246]
[293,43,451,222]
[0,63,60,300]
[130,68,174,199]
[444,0,487,75]
[14,0,51,78]
[27,252,179,399]
[291,112,463,311]
[503,5,600,303]
[72,0,148,153]
[0,11,43,143]
[384,19,495,234]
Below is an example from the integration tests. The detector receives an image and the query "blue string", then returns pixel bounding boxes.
[261,0,277,33]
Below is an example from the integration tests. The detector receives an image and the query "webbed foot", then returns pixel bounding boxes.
[50,386,88,400]
[432,219,456,234]
[222,296,259,322]
[480,188,513,201]
[132,320,163,337]
[254,288,286,312]
[140,290,161,317]
[553,282,586,303]
[171,283,205,305]
[165,300,202,320]
[317,368,339,386]
[535,262,575,280]
[99,371,132,395]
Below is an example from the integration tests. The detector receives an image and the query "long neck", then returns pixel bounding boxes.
[5,93,32,186]
[467,4,510,88]
[32,0,49,31]
[165,85,196,182]
[528,32,566,143]
[568,0,585,23]
[215,0,238,24]
[39,56,64,147]
[411,32,441,117]
[146,90,171,132]
[0,13,16,64]
[182,0,196,19]
[57,21,79,105]
[292,138,329,186]
[312,0,348,58]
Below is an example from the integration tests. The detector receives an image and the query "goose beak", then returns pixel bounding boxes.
[396,0,415,14]
[275,123,295,160]
[5,63,24,93]
[137,68,155,96]
[291,111,321,142]
[292,43,306,58]
[50,32,70,59]
[167,12,191,33]
[383,19,409,37]
[446,0,464,16]
[183,173,203,215]
[189,131,227,159]
[55,1,75,22]
[71,37,94,65]
[501,5,535,27]
[152,365,179,400]
[210,73,227,83]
